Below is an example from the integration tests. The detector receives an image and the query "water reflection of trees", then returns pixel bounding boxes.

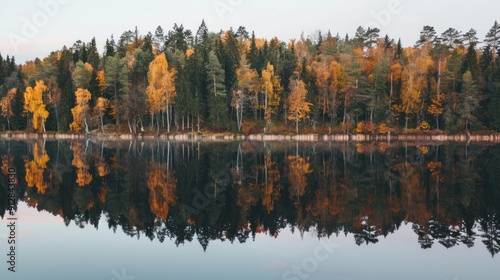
[0,140,499,255]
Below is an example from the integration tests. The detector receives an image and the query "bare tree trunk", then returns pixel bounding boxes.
[295,112,299,134]
[114,84,119,125]
[166,101,170,133]
[157,112,160,135]
[197,114,200,133]
[83,117,89,134]
[127,119,133,134]
[54,104,60,131]
[264,85,268,131]
[437,58,441,100]
[41,116,46,133]
[151,114,154,131]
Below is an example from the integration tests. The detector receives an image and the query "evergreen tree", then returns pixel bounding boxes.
[193,20,210,129]
[461,42,479,79]
[206,51,228,128]
[142,32,154,53]
[104,36,116,57]
[416,25,437,47]
[463,29,479,48]
[441,27,462,48]
[487,59,500,131]
[485,21,500,62]
[154,26,165,52]
[0,54,4,84]
[460,71,481,130]
[221,29,240,98]
[249,31,259,70]
[57,48,75,131]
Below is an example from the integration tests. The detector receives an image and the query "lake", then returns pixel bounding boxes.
[1,139,499,280]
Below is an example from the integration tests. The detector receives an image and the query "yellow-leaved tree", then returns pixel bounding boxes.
[93,70,110,133]
[94,97,109,133]
[146,53,176,134]
[262,63,281,131]
[400,47,433,131]
[24,80,49,132]
[70,88,91,133]
[286,79,312,133]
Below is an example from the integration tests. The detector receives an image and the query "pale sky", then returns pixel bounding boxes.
[1,0,499,63]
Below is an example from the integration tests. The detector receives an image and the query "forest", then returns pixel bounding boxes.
[1,21,500,135]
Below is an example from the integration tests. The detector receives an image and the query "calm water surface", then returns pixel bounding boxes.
[0,140,499,280]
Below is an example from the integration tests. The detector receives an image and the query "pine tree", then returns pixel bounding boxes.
[463,29,479,48]
[416,25,437,47]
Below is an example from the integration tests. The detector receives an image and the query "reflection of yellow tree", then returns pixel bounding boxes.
[95,160,110,177]
[95,159,109,204]
[71,143,92,187]
[147,162,177,220]
[236,148,282,218]
[287,155,312,202]
[262,151,282,213]
[25,143,50,194]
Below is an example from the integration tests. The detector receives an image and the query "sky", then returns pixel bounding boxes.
[0,0,499,63]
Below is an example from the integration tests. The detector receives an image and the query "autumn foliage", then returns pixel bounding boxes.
[2,22,500,133]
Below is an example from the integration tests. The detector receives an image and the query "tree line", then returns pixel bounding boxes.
[2,21,500,134]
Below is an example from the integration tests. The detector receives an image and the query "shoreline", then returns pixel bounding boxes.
[1,131,500,143]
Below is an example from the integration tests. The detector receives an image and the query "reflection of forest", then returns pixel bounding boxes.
[1,140,499,255]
